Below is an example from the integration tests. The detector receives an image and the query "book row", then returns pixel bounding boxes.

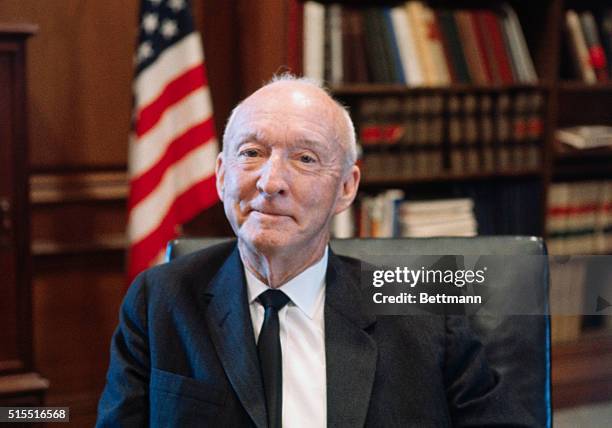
[332,180,542,239]
[546,180,612,255]
[564,9,612,83]
[354,91,544,179]
[332,191,477,239]
[302,1,537,86]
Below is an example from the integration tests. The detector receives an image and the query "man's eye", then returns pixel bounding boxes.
[299,154,316,164]
[239,149,259,158]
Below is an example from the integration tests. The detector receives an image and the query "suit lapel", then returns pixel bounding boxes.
[203,246,267,428]
[325,251,378,427]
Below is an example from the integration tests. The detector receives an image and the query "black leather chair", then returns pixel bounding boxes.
[166,236,552,427]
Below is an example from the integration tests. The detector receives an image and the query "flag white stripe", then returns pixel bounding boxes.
[128,141,218,243]
[134,32,204,111]
[129,87,212,178]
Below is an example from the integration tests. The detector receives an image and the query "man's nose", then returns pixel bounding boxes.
[256,154,288,197]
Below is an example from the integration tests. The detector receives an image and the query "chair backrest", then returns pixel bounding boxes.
[166,236,551,427]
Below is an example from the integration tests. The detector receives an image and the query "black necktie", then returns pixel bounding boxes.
[257,289,290,428]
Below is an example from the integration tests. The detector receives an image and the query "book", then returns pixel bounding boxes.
[323,6,332,83]
[397,96,416,179]
[525,92,543,170]
[547,183,570,255]
[556,125,612,149]
[381,8,406,84]
[448,95,463,173]
[428,94,445,175]
[436,9,470,84]
[471,10,494,83]
[547,180,612,255]
[421,4,451,85]
[362,151,385,180]
[327,4,343,85]
[595,181,610,253]
[579,11,608,82]
[359,97,385,146]
[499,3,538,83]
[565,9,597,83]
[391,5,424,86]
[380,96,405,146]
[463,94,480,172]
[406,1,438,85]
[414,95,429,176]
[477,10,515,84]
[600,10,612,80]
[358,196,372,237]
[356,190,405,238]
[566,181,599,254]
[382,190,405,237]
[399,197,474,214]
[303,1,326,82]
[495,93,512,171]
[342,7,369,83]
[480,94,495,171]
[401,219,478,238]
[399,198,477,237]
[511,92,529,169]
[362,8,391,83]
[455,9,489,84]
[605,181,612,253]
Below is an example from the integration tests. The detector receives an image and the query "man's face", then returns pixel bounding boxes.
[216,83,359,254]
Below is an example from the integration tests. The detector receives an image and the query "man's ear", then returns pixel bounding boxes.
[215,152,225,200]
[334,165,360,215]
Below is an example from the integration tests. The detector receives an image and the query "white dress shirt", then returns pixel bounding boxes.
[244,247,328,428]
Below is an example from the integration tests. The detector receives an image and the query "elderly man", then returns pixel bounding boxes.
[97,76,535,427]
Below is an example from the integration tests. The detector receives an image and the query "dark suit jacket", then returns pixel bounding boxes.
[96,241,537,427]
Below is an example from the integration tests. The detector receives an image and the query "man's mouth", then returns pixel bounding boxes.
[249,208,292,219]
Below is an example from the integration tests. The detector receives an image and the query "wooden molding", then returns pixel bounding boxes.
[31,235,127,257]
[30,171,128,204]
[0,23,38,36]
[0,373,49,396]
[0,360,25,372]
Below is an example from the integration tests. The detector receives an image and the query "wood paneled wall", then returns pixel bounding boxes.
[0,0,282,424]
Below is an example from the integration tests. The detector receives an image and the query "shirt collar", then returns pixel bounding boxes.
[244,246,328,319]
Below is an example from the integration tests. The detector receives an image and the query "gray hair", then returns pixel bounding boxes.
[222,73,357,173]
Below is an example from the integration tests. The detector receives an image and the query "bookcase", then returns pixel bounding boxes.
[240,0,612,409]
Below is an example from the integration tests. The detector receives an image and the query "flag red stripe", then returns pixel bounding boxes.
[128,175,218,281]
[136,63,208,137]
[128,117,216,211]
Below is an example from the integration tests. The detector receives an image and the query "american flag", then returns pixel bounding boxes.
[127,0,218,282]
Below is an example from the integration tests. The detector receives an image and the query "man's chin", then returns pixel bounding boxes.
[238,230,297,254]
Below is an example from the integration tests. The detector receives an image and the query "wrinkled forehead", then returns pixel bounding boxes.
[241,83,339,124]
[247,80,337,109]
[226,83,343,148]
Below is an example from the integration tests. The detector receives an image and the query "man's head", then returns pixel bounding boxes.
[216,75,360,256]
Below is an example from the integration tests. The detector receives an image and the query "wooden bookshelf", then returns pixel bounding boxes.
[296,0,612,407]
[361,170,542,186]
[558,81,612,92]
[236,0,612,409]
[330,82,548,95]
